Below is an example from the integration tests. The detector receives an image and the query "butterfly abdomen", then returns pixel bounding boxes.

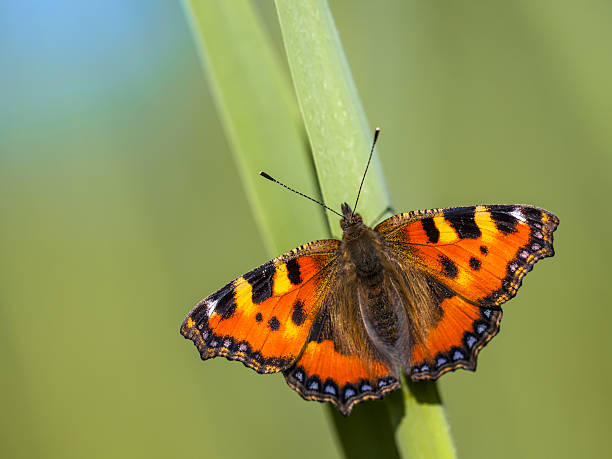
[367,289,400,346]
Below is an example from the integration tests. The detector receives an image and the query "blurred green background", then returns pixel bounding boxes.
[2,1,611,458]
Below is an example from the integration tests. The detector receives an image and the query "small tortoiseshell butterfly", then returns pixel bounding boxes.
[180,129,558,415]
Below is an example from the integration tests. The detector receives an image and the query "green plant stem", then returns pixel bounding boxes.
[274,1,456,458]
[396,379,457,458]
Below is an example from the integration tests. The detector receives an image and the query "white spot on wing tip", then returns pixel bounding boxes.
[510,208,526,223]
[206,298,218,317]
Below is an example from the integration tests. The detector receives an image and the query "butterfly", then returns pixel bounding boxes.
[180,130,559,415]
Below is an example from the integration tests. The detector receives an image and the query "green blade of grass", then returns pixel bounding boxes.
[274,1,457,458]
[274,0,390,239]
[396,379,457,459]
[182,0,328,255]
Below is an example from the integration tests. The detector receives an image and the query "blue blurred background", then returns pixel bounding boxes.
[2,1,611,458]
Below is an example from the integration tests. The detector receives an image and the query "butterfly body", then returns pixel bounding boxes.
[181,203,558,415]
[332,203,410,381]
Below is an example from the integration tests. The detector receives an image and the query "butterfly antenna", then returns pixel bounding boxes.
[259,171,343,218]
[353,126,381,215]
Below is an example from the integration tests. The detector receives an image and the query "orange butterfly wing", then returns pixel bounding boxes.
[375,204,558,379]
[284,311,399,416]
[180,240,339,374]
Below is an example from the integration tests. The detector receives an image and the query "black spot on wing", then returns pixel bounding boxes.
[285,258,302,285]
[255,313,262,322]
[439,255,458,278]
[488,205,518,234]
[292,300,306,326]
[469,257,481,271]
[268,316,280,331]
[219,298,236,319]
[421,217,439,243]
[244,261,275,304]
[443,207,481,239]
[480,245,488,255]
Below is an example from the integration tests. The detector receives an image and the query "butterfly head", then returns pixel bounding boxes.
[340,202,364,237]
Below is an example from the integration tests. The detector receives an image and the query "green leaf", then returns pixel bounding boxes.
[395,379,457,458]
[274,1,457,458]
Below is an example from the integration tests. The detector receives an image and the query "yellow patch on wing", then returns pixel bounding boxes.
[231,277,257,318]
[433,215,458,243]
[473,206,497,244]
[272,262,293,296]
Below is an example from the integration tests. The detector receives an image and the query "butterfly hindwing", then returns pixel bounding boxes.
[375,204,558,379]
[284,310,399,416]
[408,293,503,380]
[180,240,339,374]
